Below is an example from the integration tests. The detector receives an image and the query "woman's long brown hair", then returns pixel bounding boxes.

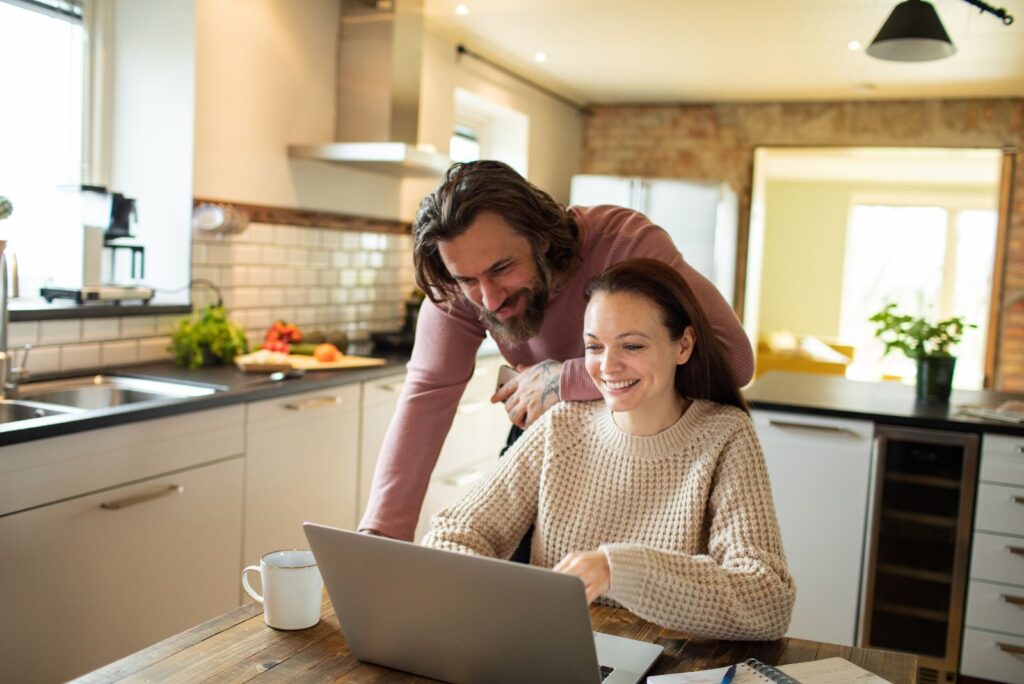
[585,258,748,412]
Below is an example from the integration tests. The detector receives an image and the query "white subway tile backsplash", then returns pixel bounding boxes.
[206,243,232,264]
[192,243,207,264]
[101,340,139,366]
[274,225,298,245]
[234,244,261,264]
[138,337,172,363]
[285,289,306,306]
[156,315,180,335]
[310,251,330,267]
[219,266,248,286]
[247,224,273,243]
[322,231,343,248]
[272,268,297,286]
[61,343,101,371]
[352,252,369,268]
[341,270,358,287]
[8,322,38,347]
[121,316,156,338]
[27,346,60,375]
[191,265,219,284]
[307,289,328,305]
[287,248,307,266]
[260,246,287,265]
[39,320,81,345]
[297,270,317,286]
[82,318,121,342]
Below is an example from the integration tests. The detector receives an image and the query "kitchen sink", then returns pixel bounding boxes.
[16,375,219,411]
[0,399,76,424]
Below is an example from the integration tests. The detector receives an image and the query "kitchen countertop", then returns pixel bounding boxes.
[0,356,413,448]
[744,371,1024,435]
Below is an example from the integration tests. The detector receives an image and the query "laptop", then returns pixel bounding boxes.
[304,522,664,684]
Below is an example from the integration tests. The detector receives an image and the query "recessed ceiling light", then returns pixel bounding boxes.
[534,51,548,63]
[848,40,861,51]
[455,4,470,15]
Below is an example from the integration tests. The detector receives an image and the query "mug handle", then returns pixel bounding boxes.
[241,565,264,603]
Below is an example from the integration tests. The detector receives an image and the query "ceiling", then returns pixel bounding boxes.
[423,0,1024,105]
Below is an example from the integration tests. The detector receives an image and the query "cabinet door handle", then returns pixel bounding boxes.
[379,382,404,393]
[997,642,1024,655]
[1012,495,1024,505]
[1016,445,1024,454]
[101,484,183,510]
[1008,545,1024,556]
[285,396,342,411]
[767,419,856,437]
[1002,594,1024,607]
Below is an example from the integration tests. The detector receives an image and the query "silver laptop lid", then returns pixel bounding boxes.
[304,522,605,684]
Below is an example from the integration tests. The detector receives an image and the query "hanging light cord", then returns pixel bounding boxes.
[961,0,1014,25]
[154,279,224,307]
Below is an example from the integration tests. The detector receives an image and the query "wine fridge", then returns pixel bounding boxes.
[859,425,978,684]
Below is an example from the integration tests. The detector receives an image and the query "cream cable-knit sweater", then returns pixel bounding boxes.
[422,400,796,641]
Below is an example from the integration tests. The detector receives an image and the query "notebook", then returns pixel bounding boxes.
[304,522,663,684]
[648,657,892,684]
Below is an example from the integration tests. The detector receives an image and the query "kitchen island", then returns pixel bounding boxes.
[76,596,918,683]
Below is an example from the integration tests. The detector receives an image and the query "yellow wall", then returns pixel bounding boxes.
[758,179,995,339]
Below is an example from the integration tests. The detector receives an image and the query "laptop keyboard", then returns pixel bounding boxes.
[600,665,615,681]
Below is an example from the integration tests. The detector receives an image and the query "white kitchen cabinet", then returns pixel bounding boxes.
[358,357,511,541]
[414,357,509,541]
[243,384,361,567]
[0,411,245,684]
[359,371,408,515]
[750,409,875,646]
[961,432,1024,684]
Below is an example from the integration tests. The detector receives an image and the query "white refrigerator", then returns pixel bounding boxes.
[569,175,739,305]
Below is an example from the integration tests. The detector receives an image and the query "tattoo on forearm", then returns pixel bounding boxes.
[538,360,561,406]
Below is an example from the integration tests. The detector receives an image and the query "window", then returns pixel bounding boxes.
[0,0,86,299]
[449,124,481,163]
[839,198,997,389]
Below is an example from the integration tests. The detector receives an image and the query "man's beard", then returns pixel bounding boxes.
[470,257,552,347]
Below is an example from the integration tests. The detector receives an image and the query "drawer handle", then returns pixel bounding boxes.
[285,396,342,411]
[1017,445,1024,454]
[1002,594,1024,607]
[1013,495,1024,505]
[997,642,1024,655]
[101,485,183,510]
[767,419,856,437]
[1008,546,1024,556]
[379,382,404,393]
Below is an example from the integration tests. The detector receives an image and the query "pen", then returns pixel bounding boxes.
[720,663,737,684]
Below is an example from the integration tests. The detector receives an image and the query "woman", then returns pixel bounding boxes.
[423,258,795,641]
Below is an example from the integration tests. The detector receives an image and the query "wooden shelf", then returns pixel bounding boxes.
[876,563,953,584]
[874,602,949,623]
[884,472,961,490]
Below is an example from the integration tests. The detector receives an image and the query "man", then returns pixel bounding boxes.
[360,160,754,541]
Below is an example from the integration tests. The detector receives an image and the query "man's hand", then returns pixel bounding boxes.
[490,359,562,429]
[553,550,611,604]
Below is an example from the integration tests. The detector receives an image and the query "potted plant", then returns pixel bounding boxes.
[868,303,975,402]
[170,305,249,369]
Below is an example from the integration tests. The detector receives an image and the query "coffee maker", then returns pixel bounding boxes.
[41,185,154,305]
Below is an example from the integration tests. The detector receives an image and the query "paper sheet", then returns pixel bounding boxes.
[648,657,892,684]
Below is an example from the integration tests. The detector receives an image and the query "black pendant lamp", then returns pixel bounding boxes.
[867,0,956,62]
[867,0,1015,62]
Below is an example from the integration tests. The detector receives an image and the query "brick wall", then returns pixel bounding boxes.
[580,98,1024,391]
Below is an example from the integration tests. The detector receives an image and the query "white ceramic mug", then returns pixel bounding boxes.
[242,549,324,630]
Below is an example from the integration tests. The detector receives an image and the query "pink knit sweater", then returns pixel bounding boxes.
[360,205,754,540]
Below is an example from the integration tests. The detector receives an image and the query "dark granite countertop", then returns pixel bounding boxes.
[0,357,412,448]
[744,371,1024,436]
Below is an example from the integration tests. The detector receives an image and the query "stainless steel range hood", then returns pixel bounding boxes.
[288,0,451,178]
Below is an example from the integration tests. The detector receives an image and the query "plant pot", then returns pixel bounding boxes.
[916,355,956,402]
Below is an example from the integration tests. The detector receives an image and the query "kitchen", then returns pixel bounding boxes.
[1,0,1023,682]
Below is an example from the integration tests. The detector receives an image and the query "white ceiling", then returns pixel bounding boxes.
[423,0,1024,105]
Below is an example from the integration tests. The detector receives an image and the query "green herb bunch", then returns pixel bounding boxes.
[170,305,249,369]
[0,195,12,221]
[869,303,974,360]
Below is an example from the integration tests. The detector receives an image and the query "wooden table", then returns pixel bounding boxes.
[76,598,917,683]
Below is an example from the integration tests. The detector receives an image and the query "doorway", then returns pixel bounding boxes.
[744,147,1004,390]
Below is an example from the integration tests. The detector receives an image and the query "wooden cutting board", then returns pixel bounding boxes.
[236,354,386,373]
[288,354,386,371]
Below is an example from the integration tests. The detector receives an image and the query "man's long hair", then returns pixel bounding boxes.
[412,160,582,304]
[585,259,749,412]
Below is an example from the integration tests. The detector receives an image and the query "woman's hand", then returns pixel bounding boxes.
[553,550,611,603]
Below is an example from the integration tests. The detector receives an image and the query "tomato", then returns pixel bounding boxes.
[313,343,340,362]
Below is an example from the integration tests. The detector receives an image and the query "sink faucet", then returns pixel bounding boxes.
[0,245,30,398]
